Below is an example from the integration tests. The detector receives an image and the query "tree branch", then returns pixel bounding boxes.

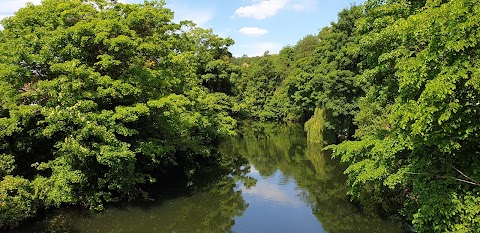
[405,172,480,186]
[441,158,480,184]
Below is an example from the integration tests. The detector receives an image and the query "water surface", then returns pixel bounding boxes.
[14,123,407,233]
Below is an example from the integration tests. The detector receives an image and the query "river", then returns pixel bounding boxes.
[13,123,408,233]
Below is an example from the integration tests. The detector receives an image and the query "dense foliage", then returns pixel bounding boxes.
[332,1,480,232]
[232,0,480,232]
[2,0,480,231]
[232,7,365,138]
[0,0,239,228]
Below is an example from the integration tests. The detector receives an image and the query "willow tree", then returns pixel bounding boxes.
[0,0,236,228]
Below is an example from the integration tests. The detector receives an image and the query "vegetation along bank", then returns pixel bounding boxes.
[1,0,480,232]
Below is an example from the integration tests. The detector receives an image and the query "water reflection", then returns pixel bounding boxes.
[221,122,407,233]
[14,122,407,233]
[241,168,303,207]
[14,170,250,233]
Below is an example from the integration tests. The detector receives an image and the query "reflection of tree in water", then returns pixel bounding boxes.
[220,122,307,178]
[222,122,407,233]
[13,159,251,233]
[17,123,408,233]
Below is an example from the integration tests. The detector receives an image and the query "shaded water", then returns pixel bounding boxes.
[14,123,407,233]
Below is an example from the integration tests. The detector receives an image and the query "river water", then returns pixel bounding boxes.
[14,123,407,233]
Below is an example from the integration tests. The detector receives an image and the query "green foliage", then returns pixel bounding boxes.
[329,0,480,232]
[233,5,365,135]
[304,107,326,143]
[232,56,283,119]
[0,0,238,228]
[0,154,15,178]
[2,0,480,231]
[233,0,480,231]
[231,39,318,122]
[286,5,365,138]
[0,176,37,228]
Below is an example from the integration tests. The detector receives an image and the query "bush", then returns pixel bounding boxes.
[0,176,38,228]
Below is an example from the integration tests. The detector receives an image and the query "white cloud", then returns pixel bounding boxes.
[234,0,315,19]
[0,0,42,29]
[0,0,41,12]
[235,0,288,20]
[239,27,268,37]
[0,15,10,21]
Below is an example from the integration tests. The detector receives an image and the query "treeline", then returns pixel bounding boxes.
[2,0,480,232]
[0,0,241,228]
[233,0,480,232]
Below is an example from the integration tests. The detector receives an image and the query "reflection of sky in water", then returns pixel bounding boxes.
[240,166,302,207]
[233,165,326,233]
[248,166,260,175]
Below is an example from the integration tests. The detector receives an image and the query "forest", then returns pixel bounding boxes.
[1,0,480,232]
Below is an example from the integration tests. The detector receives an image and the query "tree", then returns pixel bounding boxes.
[0,0,236,228]
[332,0,480,231]
[233,56,282,118]
[286,5,364,139]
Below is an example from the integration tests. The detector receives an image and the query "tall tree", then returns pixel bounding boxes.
[333,0,480,231]
[0,0,236,228]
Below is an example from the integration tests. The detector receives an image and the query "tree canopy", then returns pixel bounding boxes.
[0,0,238,228]
[2,0,480,231]
[230,0,480,232]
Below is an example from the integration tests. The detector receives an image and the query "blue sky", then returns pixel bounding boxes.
[0,0,364,57]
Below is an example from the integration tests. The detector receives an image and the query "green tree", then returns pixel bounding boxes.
[286,5,365,140]
[233,56,282,119]
[332,0,480,232]
[0,0,236,228]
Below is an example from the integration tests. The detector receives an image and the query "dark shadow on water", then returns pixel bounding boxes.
[13,122,410,233]
[13,154,251,233]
